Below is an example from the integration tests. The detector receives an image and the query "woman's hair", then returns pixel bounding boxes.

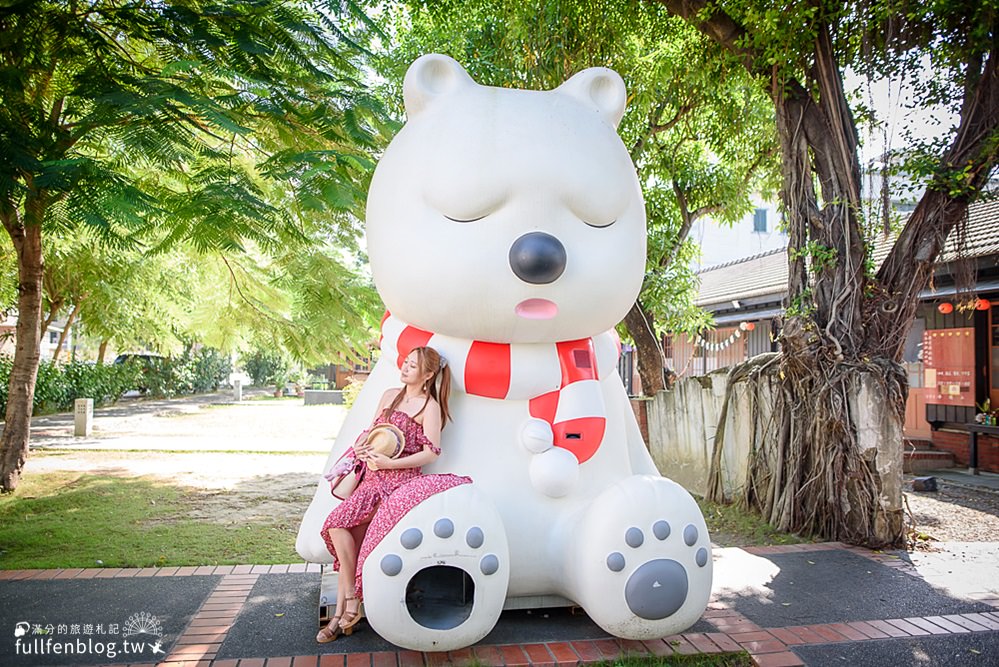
[383,346,452,428]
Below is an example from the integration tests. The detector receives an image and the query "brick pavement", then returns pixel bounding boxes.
[3,543,998,667]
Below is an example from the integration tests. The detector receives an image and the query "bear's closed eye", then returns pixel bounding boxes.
[444,214,488,223]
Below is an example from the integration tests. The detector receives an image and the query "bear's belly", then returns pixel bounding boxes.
[424,391,636,595]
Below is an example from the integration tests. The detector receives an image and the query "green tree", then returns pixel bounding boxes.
[380,0,778,393]
[0,0,386,491]
[659,0,998,545]
[60,238,207,362]
[183,239,381,365]
[39,229,122,361]
[51,223,381,367]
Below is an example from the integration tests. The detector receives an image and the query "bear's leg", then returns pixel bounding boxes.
[360,484,509,651]
[563,474,712,639]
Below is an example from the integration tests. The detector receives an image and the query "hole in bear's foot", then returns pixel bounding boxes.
[405,565,475,630]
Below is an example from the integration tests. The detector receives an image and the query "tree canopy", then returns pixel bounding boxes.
[0,0,390,491]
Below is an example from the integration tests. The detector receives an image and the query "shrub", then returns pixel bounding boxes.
[138,348,232,398]
[0,356,9,410]
[31,358,70,413]
[0,356,141,416]
[341,376,364,409]
[63,360,141,406]
[241,349,290,387]
[0,347,231,414]
[191,348,231,393]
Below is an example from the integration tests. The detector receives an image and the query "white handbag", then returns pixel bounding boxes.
[324,449,364,500]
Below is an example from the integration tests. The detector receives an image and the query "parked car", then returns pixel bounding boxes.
[113,353,164,366]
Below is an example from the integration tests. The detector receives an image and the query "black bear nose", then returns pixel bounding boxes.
[509,232,567,284]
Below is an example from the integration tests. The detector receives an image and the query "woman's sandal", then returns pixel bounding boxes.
[338,596,365,636]
[316,614,343,643]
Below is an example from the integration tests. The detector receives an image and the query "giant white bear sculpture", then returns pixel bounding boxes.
[297,54,711,651]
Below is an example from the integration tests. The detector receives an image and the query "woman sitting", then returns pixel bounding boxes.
[317,345,470,642]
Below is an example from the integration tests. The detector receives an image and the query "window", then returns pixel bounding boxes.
[661,334,673,360]
[753,208,768,233]
[49,331,58,344]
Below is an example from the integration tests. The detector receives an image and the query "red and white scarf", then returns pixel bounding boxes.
[380,313,620,463]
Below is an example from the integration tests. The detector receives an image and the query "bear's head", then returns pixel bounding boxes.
[366,55,646,344]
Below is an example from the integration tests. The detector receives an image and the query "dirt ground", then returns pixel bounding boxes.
[20,394,999,545]
[904,473,999,545]
[25,394,336,527]
[29,450,327,527]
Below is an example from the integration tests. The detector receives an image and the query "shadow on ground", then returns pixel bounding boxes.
[215,572,717,658]
[714,548,994,627]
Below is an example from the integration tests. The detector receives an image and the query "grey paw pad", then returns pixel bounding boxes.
[380,554,403,576]
[653,520,671,540]
[480,554,499,575]
[696,547,708,568]
[683,524,698,547]
[434,518,454,538]
[625,558,688,620]
[607,552,626,572]
[400,528,423,549]
[625,527,644,548]
[466,526,484,549]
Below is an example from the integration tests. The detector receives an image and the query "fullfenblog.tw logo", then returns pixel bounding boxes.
[122,611,165,654]
[12,612,166,660]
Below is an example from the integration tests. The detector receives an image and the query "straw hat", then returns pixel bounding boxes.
[363,422,406,461]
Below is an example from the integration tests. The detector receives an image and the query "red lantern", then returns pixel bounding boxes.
[938,302,954,314]
[975,298,991,311]
[744,322,756,331]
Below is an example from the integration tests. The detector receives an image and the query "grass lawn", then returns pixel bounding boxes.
[0,457,806,570]
[0,471,300,569]
[697,497,808,547]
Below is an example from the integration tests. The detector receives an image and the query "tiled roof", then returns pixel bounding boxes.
[938,197,999,263]
[694,198,999,307]
[695,247,787,307]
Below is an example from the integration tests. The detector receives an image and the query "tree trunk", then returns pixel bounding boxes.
[51,301,81,363]
[620,195,714,396]
[623,301,666,394]
[748,28,906,547]
[725,355,906,547]
[1,201,45,493]
[659,0,997,547]
[98,339,109,364]
[40,299,61,339]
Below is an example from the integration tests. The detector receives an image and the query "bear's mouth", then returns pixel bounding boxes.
[515,298,558,320]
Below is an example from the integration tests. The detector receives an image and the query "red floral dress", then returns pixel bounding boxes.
[320,409,472,598]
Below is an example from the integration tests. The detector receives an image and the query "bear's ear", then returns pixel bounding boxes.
[555,67,628,128]
[403,54,475,117]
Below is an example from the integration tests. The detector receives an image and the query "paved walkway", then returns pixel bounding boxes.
[927,468,999,493]
[3,541,997,667]
[19,389,342,454]
[3,394,998,665]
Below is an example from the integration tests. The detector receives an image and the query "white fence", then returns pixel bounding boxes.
[646,366,903,513]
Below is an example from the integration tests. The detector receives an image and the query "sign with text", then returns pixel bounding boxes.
[922,328,974,406]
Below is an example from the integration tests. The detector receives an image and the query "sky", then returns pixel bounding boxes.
[846,56,961,201]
